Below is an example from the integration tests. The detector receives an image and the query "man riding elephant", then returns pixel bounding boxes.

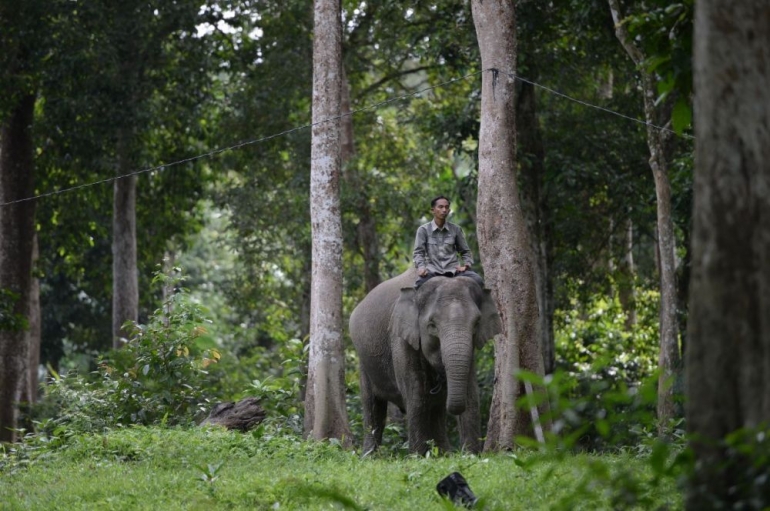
[413,195,484,289]
[349,195,499,454]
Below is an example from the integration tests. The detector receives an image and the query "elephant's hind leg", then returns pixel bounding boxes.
[360,372,388,455]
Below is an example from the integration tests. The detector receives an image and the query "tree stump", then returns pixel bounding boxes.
[200,397,266,432]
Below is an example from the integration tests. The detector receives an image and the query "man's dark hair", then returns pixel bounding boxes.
[431,195,451,208]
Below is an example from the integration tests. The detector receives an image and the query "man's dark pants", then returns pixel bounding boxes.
[414,270,485,289]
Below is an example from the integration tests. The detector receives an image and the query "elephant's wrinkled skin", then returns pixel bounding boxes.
[349,268,501,454]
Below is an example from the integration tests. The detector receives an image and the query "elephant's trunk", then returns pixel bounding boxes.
[440,331,474,416]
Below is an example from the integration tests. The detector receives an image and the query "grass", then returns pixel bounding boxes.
[0,424,682,510]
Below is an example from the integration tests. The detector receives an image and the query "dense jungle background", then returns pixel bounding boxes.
[2,0,767,509]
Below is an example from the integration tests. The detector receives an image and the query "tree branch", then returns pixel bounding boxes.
[607,0,644,67]
[358,65,438,98]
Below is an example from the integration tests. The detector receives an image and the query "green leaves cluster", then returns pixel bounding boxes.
[100,277,222,427]
[39,269,226,434]
[555,286,659,388]
[625,0,694,133]
[0,289,28,332]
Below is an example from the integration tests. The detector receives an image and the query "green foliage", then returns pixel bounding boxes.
[37,269,228,433]
[555,285,659,388]
[0,426,683,510]
[0,289,28,332]
[241,337,307,418]
[98,271,223,427]
[511,369,690,511]
[687,425,770,508]
[34,0,213,363]
[625,0,694,134]
[550,284,666,449]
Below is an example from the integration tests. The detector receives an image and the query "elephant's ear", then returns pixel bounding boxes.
[477,289,502,348]
[390,287,420,351]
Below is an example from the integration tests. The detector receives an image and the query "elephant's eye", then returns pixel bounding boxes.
[427,322,438,334]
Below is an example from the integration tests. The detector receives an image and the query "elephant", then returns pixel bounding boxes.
[349,267,501,454]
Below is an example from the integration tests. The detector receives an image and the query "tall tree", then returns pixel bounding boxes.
[608,0,681,431]
[516,76,554,375]
[687,1,770,507]
[471,0,546,450]
[304,0,352,443]
[0,0,51,442]
[0,93,36,443]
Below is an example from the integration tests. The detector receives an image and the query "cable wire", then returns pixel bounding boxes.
[0,67,692,207]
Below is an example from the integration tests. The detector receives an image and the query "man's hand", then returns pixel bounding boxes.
[457,265,469,273]
[418,268,429,277]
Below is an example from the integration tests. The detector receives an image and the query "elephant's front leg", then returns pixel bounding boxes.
[403,372,451,454]
[406,399,450,454]
[456,369,482,453]
[360,371,388,455]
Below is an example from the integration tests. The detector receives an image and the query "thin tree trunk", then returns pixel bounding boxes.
[608,0,680,433]
[161,250,176,327]
[340,64,380,292]
[517,77,554,375]
[471,0,545,451]
[304,0,351,444]
[25,233,41,405]
[112,145,139,348]
[0,93,36,443]
[340,64,355,165]
[687,2,770,507]
[618,217,637,330]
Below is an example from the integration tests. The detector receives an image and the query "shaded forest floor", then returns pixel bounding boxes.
[0,425,681,510]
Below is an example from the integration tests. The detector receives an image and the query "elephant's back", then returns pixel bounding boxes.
[349,268,416,347]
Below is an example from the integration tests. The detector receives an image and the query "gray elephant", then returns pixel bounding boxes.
[349,267,501,454]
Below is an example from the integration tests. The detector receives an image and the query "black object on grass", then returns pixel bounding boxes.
[436,472,478,508]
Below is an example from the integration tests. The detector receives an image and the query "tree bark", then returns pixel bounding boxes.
[0,93,36,443]
[24,233,40,405]
[687,2,770,507]
[618,217,637,330]
[608,0,680,432]
[340,61,380,292]
[304,0,352,444]
[471,0,545,451]
[516,77,555,375]
[112,136,139,348]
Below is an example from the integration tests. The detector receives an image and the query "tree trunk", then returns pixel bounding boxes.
[24,233,40,405]
[304,0,351,444]
[608,0,680,433]
[516,77,554,375]
[471,0,545,451]
[618,217,637,330]
[112,141,139,348]
[340,63,380,292]
[687,2,770,507]
[0,93,36,443]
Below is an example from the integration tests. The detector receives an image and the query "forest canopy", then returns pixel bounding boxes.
[2,0,768,509]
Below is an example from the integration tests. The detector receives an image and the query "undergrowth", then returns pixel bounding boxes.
[0,425,682,510]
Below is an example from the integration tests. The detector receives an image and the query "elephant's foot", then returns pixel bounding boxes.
[362,435,380,457]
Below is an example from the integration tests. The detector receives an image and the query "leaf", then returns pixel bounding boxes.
[671,97,692,134]
[649,440,670,476]
[595,419,610,438]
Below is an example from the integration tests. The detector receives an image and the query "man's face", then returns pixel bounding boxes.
[432,199,450,221]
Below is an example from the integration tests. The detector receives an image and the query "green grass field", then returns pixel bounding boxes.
[0,426,682,510]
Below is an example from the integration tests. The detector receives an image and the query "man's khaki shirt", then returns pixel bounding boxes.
[413,220,474,275]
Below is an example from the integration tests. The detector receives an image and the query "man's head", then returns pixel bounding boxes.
[430,195,451,209]
[430,195,451,224]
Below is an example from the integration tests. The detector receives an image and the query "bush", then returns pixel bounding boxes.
[550,285,670,449]
[37,269,228,434]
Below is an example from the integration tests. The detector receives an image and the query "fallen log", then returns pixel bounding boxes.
[200,397,266,432]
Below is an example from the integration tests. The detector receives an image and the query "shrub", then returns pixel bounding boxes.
[36,269,229,435]
[97,270,225,426]
[550,285,670,449]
